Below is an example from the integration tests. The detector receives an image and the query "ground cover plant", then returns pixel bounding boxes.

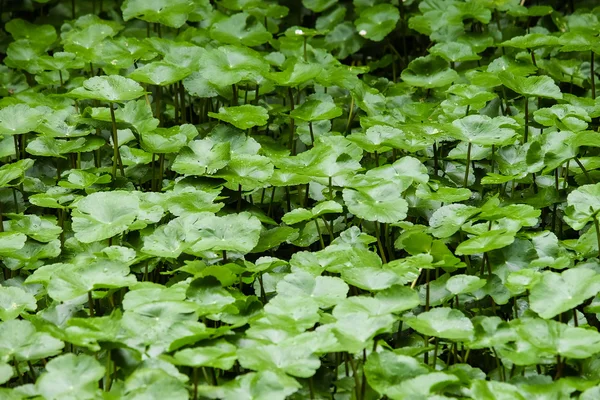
[3,0,600,398]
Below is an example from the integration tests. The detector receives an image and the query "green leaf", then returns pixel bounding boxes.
[564,183,600,230]
[72,191,140,243]
[237,342,320,377]
[282,200,342,225]
[497,317,600,365]
[471,381,527,400]
[186,212,262,254]
[122,0,195,28]
[128,61,190,86]
[455,229,516,255]
[173,339,237,369]
[264,294,320,331]
[0,319,64,361]
[446,275,486,295]
[451,115,518,146]
[303,0,337,12]
[186,276,236,315]
[36,354,104,400]
[123,367,189,399]
[332,297,395,351]
[68,75,145,103]
[140,124,197,154]
[276,270,348,308]
[529,268,600,319]
[0,159,35,187]
[289,93,343,121]
[499,71,563,99]
[171,138,230,176]
[404,308,474,341]
[0,286,36,321]
[198,45,268,87]
[0,232,26,256]
[208,105,269,130]
[533,104,590,132]
[5,19,57,48]
[210,12,272,47]
[47,260,137,301]
[401,55,459,88]
[196,371,300,400]
[343,182,408,223]
[430,42,481,63]
[499,33,560,49]
[0,104,45,136]
[354,4,400,42]
[365,350,428,398]
[0,363,13,385]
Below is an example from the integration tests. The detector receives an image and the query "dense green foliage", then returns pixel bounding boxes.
[2,0,600,398]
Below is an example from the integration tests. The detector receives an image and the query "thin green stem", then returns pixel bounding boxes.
[345,96,355,135]
[464,142,472,188]
[592,50,596,100]
[432,338,439,369]
[315,219,325,249]
[574,157,592,183]
[594,215,600,259]
[524,97,529,143]
[88,291,94,317]
[104,351,112,391]
[303,36,307,62]
[288,87,295,154]
[109,103,124,179]
[193,368,198,399]
[374,223,387,264]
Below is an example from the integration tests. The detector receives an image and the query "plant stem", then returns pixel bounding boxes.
[374,223,387,264]
[360,348,368,400]
[347,354,361,400]
[524,97,529,143]
[109,103,124,179]
[193,368,198,399]
[288,87,295,154]
[151,153,157,191]
[464,142,472,188]
[232,84,238,106]
[105,351,112,391]
[303,36,307,61]
[158,153,165,190]
[237,184,242,212]
[432,338,439,369]
[179,82,186,123]
[345,96,355,135]
[308,121,315,145]
[594,215,600,259]
[529,48,537,67]
[88,291,94,317]
[425,269,431,311]
[13,136,19,160]
[574,157,592,183]
[592,50,596,100]
[258,273,267,302]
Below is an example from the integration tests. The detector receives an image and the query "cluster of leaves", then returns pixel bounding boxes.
[3,0,600,398]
